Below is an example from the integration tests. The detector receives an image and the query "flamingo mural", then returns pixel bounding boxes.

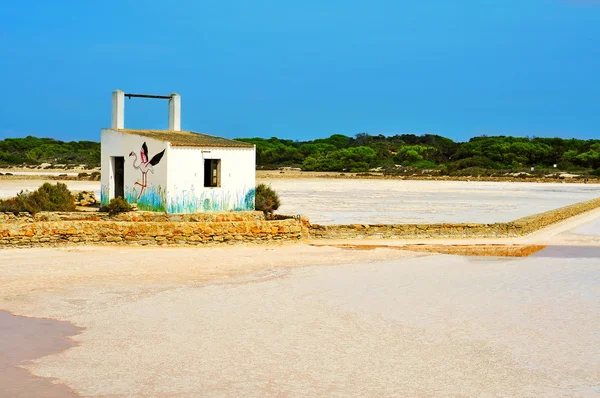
[129,142,165,200]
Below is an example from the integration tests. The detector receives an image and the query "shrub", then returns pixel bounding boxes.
[413,160,437,169]
[450,167,491,177]
[0,182,76,214]
[255,183,280,215]
[447,156,501,172]
[99,197,132,216]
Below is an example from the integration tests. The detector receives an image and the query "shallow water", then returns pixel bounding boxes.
[532,245,600,258]
[0,311,82,397]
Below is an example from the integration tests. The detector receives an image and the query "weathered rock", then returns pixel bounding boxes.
[74,191,97,206]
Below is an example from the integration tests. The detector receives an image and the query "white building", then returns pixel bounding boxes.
[101,90,256,213]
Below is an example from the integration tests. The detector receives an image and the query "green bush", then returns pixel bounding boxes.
[450,167,492,177]
[255,183,280,215]
[0,182,76,214]
[413,160,438,169]
[99,197,132,216]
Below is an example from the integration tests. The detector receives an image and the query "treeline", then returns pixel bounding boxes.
[236,134,600,174]
[2,134,600,174]
[0,136,100,166]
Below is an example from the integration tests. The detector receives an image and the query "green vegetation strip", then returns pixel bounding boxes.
[240,134,600,176]
[4,134,600,177]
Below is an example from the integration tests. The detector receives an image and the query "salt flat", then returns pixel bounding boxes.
[1,178,600,225]
[1,211,600,397]
[262,178,600,224]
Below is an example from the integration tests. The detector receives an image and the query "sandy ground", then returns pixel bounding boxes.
[2,178,600,224]
[1,209,600,397]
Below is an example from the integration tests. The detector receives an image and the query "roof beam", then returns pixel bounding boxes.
[124,93,173,100]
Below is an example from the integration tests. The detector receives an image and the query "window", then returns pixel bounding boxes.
[204,159,221,187]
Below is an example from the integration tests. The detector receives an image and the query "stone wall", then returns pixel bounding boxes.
[308,198,600,240]
[0,210,266,224]
[0,211,305,248]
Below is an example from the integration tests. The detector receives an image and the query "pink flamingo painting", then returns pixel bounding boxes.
[129,142,165,199]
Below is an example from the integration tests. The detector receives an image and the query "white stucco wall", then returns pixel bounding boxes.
[101,129,169,211]
[101,129,256,213]
[166,146,256,213]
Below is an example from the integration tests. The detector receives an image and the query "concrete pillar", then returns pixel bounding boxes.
[111,90,125,129]
[169,93,181,131]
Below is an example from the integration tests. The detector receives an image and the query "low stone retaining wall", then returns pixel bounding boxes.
[309,198,600,240]
[0,210,265,223]
[509,198,600,234]
[309,222,514,240]
[0,212,305,248]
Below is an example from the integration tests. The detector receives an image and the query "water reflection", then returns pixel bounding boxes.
[531,245,600,259]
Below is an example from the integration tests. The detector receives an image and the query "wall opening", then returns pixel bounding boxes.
[204,159,221,187]
[112,156,125,198]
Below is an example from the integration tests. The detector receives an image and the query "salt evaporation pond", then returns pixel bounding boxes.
[263,179,600,224]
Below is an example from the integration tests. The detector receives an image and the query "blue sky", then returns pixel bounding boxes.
[0,0,599,142]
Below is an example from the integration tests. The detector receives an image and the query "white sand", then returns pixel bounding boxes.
[1,211,600,396]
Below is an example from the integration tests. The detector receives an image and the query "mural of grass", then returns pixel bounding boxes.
[166,187,255,214]
[125,185,167,212]
[116,184,255,214]
[100,184,110,206]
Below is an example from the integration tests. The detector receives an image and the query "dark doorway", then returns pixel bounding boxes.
[113,156,125,198]
[204,159,221,187]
